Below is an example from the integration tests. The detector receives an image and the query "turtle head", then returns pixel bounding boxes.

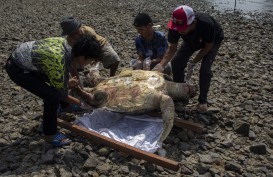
[165,80,197,101]
[87,90,109,108]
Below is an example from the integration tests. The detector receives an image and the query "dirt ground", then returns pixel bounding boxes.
[0,0,273,176]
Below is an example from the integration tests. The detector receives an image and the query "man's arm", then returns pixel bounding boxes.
[192,42,213,64]
[61,95,81,106]
[160,42,178,67]
[70,62,83,88]
[153,42,178,72]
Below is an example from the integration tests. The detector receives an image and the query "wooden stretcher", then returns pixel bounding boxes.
[57,116,204,171]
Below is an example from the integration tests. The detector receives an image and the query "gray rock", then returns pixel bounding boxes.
[29,141,40,150]
[83,155,99,170]
[157,148,167,157]
[179,142,191,151]
[11,107,23,116]
[178,131,189,142]
[242,173,255,177]
[180,165,193,175]
[79,151,90,160]
[268,130,273,138]
[96,163,112,175]
[144,162,156,173]
[196,163,209,174]
[0,164,8,173]
[221,140,233,148]
[41,149,55,164]
[0,138,9,147]
[58,167,73,177]
[225,161,242,173]
[209,167,221,175]
[97,147,110,157]
[248,131,256,140]
[249,144,267,154]
[234,120,250,136]
[120,165,130,174]
[9,132,21,140]
[199,154,214,164]
[198,172,212,177]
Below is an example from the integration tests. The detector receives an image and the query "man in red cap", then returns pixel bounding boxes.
[153,5,224,113]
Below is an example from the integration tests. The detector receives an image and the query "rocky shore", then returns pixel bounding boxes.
[0,0,273,176]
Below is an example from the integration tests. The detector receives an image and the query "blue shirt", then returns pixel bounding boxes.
[135,31,168,60]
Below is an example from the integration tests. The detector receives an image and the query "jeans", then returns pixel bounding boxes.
[171,41,222,104]
[5,57,59,135]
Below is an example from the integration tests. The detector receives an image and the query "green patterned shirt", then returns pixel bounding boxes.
[11,37,72,98]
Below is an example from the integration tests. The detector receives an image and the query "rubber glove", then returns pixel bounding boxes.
[185,61,195,82]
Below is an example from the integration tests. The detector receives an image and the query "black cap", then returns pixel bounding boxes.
[133,13,153,27]
[60,16,82,36]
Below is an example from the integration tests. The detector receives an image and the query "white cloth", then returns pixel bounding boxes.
[74,109,163,153]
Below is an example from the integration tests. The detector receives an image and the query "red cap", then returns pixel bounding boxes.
[167,5,195,32]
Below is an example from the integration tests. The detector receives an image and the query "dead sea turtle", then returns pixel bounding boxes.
[74,69,196,142]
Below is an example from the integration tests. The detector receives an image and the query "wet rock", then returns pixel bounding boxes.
[83,155,99,170]
[224,161,242,173]
[180,165,193,175]
[28,141,40,150]
[0,138,9,147]
[199,154,214,164]
[97,147,110,157]
[120,165,130,174]
[58,167,73,177]
[96,163,112,175]
[248,131,256,140]
[209,167,221,176]
[41,149,55,164]
[157,148,167,157]
[196,163,209,174]
[234,120,250,136]
[178,131,189,142]
[179,142,191,151]
[0,164,8,173]
[144,162,156,173]
[10,107,23,116]
[249,144,267,154]
[221,140,233,148]
[268,130,273,139]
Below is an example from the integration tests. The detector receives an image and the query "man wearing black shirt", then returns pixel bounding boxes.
[153,5,224,112]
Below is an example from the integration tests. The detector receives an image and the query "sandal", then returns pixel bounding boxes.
[50,133,72,147]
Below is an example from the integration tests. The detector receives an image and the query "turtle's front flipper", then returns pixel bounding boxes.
[158,94,175,142]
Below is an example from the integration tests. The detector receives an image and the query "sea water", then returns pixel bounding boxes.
[206,0,273,13]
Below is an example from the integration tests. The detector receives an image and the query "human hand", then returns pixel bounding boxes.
[151,58,161,64]
[152,63,164,72]
[185,62,195,82]
[80,100,94,110]
[68,76,79,88]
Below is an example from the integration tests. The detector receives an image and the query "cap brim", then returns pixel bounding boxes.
[167,19,188,32]
[61,23,82,36]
